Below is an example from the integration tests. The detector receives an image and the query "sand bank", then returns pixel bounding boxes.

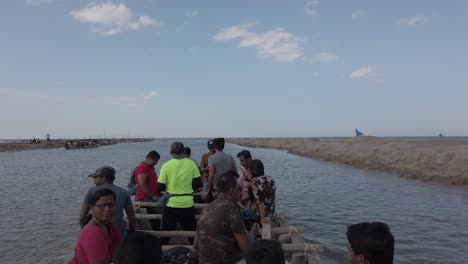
[0,138,154,152]
[227,137,468,185]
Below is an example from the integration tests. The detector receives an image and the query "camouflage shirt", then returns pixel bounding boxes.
[251,175,276,216]
[196,198,246,264]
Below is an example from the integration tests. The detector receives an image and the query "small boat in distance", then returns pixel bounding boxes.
[355,129,364,137]
[439,133,443,137]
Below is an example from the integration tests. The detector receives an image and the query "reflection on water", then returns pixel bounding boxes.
[0,139,467,264]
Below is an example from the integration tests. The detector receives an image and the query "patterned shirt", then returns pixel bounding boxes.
[238,167,252,204]
[196,198,246,264]
[251,175,276,216]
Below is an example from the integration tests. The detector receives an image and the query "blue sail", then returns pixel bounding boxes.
[355,129,364,137]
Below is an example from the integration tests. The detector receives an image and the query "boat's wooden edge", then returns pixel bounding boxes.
[130,204,324,264]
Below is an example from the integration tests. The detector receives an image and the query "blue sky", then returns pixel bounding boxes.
[1,0,467,139]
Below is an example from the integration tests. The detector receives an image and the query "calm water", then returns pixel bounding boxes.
[1,139,467,264]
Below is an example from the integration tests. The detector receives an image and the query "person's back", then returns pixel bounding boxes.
[197,198,244,264]
[158,142,202,245]
[210,151,235,178]
[195,171,258,264]
[160,157,199,208]
[249,160,276,219]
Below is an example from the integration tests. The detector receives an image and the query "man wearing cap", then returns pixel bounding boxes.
[208,137,237,194]
[79,166,136,236]
[199,139,216,192]
[157,142,203,245]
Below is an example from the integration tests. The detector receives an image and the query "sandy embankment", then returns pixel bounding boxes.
[227,137,468,185]
[0,138,154,152]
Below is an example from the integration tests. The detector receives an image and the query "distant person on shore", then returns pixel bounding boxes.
[346,222,394,264]
[134,151,161,230]
[70,188,122,264]
[237,150,253,206]
[45,133,50,144]
[79,166,136,236]
[200,139,216,192]
[158,142,202,245]
[208,137,237,195]
[241,240,285,264]
[194,171,259,264]
[248,159,276,223]
[113,231,162,264]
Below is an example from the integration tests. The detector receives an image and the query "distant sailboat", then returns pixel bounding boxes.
[355,129,364,137]
[439,133,443,137]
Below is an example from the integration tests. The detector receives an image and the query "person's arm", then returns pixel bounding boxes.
[157,182,166,193]
[192,177,202,190]
[79,204,91,228]
[234,222,260,252]
[199,155,208,173]
[208,164,215,191]
[193,232,199,250]
[234,232,250,253]
[231,161,238,173]
[138,173,157,198]
[125,203,136,232]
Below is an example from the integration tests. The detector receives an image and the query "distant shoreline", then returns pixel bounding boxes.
[227,137,468,185]
[0,138,154,152]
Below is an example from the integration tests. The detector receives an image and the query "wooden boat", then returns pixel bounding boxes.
[129,196,324,264]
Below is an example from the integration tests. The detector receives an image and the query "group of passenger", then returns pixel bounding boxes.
[69,137,395,264]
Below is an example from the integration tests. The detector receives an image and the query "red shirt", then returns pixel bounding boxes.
[71,223,122,264]
[134,162,159,201]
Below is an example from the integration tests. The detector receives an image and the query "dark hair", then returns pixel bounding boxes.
[216,171,239,192]
[237,150,252,159]
[346,222,394,264]
[171,142,184,155]
[248,159,264,177]
[105,172,115,183]
[213,137,225,150]
[114,231,162,264]
[183,147,191,156]
[146,150,160,160]
[89,188,116,206]
[244,240,285,264]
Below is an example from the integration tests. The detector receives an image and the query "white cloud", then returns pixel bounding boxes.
[69,3,159,36]
[397,16,429,27]
[350,65,376,78]
[213,23,304,63]
[305,0,319,16]
[213,23,255,41]
[352,10,367,19]
[311,52,338,63]
[143,91,158,101]
[185,9,199,18]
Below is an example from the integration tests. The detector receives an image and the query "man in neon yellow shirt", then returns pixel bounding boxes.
[158,141,202,245]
